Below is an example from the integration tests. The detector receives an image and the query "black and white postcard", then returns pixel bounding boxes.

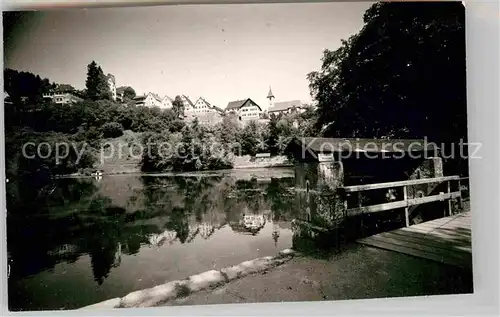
[3,2,472,311]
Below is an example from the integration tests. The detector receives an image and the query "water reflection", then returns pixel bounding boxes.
[7,171,307,310]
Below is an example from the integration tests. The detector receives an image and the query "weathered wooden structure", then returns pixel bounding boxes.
[285,137,441,188]
[285,137,464,233]
[358,210,471,268]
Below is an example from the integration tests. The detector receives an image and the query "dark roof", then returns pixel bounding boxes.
[213,105,224,113]
[286,137,439,156]
[53,84,75,93]
[133,95,146,101]
[200,97,210,106]
[195,97,224,113]
[226,99,247,110]
[225,98,261,111]
[116,87,127,94]
[268,100,303,112]
[181,95,194,107]
[151,93,162,102]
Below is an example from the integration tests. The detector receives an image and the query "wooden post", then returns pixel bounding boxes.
[358,192,364,236]
[447,180,452,216]
[403,185,409,227]
[343,195,348,218]
[458,178,464,209]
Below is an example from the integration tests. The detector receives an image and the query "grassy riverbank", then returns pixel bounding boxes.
[76,130,293,176]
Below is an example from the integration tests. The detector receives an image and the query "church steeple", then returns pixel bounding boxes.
[267,86,275,100]
[267,86,275,110]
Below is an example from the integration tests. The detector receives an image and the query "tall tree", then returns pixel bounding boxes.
[85,61,112,101]
[172,95,185,118]
[266,114,280,155]
[240,121,260,156]
[308,2,466,145]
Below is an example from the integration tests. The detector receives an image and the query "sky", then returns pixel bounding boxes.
[4,2,374,110]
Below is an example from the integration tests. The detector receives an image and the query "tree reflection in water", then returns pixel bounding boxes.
[7,173,303,288]
[7,172,356,311]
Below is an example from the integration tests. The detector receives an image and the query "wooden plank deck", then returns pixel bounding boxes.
[357,212,472,269]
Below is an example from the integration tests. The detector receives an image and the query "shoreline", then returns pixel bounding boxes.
[80,249,296,309]
[53,164,294,179]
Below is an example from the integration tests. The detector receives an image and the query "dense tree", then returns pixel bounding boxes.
[123,86,136,100]
[85,61,112,101]
[54,83,76,94]
[6,130,95,180]
[240,121,261,156]
[141,120,233,173]
[266,114,280,155]
[3,68,53,104]
[101,122,124,138]
[172,95,185,118]
[214,115,242,153]
[309,2,466,146]
[5,63,312,177]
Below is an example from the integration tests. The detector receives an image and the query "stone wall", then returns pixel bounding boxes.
[294,160,346,230]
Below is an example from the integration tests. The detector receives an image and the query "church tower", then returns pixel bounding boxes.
[267,86,275,111]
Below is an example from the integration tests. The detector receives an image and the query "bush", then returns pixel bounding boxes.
[140,122,235,173]
[101,122,124,138]
[5,131,96,179]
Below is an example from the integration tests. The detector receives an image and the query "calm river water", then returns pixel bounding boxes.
[7,168,316,311]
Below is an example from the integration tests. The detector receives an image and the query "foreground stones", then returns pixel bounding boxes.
[81,248,296,309]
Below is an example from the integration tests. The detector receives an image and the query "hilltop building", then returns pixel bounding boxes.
[268,100,310,116]
[267,86,275,111]
[42,92,83,105]
[179,96,224,125]
[225,98,262,125]
[133,92,174,109]
[116,87,126,102]
[107,74,117,101]
[266,86,310,116]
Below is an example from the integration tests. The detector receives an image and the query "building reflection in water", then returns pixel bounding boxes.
[229,213,266,236]
[7,174,301,296]
[148,230,177,248]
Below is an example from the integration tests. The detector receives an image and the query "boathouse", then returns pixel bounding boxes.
[285,137,441,190]
[285,137,455,230]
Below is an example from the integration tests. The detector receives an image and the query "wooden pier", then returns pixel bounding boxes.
[357,211,472,268]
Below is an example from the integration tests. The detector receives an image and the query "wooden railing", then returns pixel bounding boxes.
[341,176,463,227]
[458,176,470,200]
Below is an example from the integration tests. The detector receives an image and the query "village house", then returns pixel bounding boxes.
[42,92,83,105]
[116,87,126,102]
[133,92,173,110]
[161,95,174,109]
[268,100,310,116]
[266,86,310,116]
[182,95,222,125]
[179,95,195,113]
[225,98,262,124]
[133,93,159,108]
[189,97,224,125]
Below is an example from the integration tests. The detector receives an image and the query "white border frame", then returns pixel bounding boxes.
[1,1,498,316]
